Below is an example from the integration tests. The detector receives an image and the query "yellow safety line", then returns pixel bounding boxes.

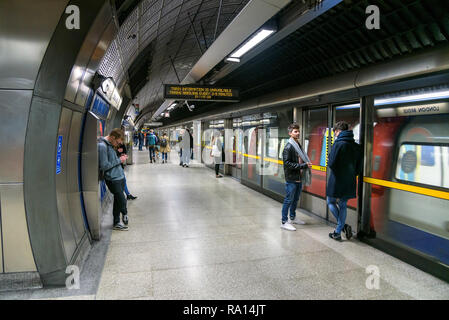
[363,177,449,201]
[263,157,283,164]
[311,165,327,172]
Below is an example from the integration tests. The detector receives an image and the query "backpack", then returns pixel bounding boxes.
[160,138,167,147]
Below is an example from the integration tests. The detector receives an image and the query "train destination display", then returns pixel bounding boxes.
[164,84,239,102]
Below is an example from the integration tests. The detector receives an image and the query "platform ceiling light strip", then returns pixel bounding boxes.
[229,29,275,59]
[335,103,361,110]
[375,90,449,106]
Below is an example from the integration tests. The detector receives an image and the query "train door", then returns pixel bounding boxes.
[330,103,361,231]
[301,106,329,219]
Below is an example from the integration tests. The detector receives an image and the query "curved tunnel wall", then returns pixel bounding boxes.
[0,0,118,286]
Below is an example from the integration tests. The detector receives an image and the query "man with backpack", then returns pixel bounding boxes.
[146,129,158,163]
[98,128,129,231]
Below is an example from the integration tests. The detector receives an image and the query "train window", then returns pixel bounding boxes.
[421,145,435,166]
[395,143,448,188]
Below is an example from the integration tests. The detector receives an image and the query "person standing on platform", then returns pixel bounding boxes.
[281,123,312,231]
[210,132,223,178]
[327,121,362,241]
[98,128,129,231]
[146,129,157,163]
[138,130,144,151]
[116,143,137,200]
[159,132,170,163]
[180,128,191,167]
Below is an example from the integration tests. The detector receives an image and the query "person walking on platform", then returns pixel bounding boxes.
[159,132,170,163]
[327,121,362,241]
[98,128,129,231]
[116,143,137,200]
[146,129,158,163]
[210,132,223,178]
[281,123,312,231]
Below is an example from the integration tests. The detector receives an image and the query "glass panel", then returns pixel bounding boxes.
[368,97,449,265]
[241,114,262,186]
[262,110,293,196]
[303,107,328,198]
[334,104,360,209]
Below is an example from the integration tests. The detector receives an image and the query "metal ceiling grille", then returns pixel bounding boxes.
[214,0,449,100]
[97,0,250,116]
[162,0,449,124]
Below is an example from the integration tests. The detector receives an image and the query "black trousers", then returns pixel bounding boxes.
[215,164,220,175]
[105,178,127,225]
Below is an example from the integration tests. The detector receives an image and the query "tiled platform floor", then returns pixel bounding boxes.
[2,147,448,300]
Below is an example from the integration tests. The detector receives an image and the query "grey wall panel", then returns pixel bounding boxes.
[34,0,107,103]
[81,113,101,240]
[0,0,69,89]
[67,111,86,244]
[0,90,32,183]
[55,107,77,262]
[300,193,327,220]
[0,184,36,272]
[66,2,114,104]
[24,96,67,284]
[0,192,3,273]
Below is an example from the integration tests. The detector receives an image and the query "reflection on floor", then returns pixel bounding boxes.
[2,147,449,300]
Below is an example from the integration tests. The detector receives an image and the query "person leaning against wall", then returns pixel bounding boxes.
[98,128,130,231]
[280,123,312,231]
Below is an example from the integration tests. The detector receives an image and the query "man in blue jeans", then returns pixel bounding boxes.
[281,123,312,231]
[327,121,362,241]
[146,129,158,163]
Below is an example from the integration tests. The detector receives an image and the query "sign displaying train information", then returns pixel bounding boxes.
[164,84,239,102]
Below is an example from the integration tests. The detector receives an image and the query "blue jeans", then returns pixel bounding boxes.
[123,175,130,196]
[162,152,167,161]
[282,182,302,223]
[327,196,350,234]
[148,146,155,161]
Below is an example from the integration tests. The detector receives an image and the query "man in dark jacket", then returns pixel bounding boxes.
[281,123,312,231]
[98,128,129,231]
[327,121,362,241]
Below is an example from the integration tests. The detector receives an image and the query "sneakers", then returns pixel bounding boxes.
[329,232,342,241]
[126,194,137,200]
[290,217,306,225]
[281,222,296,231]
[216,174,223,178]
[113,222,128,231]
[122,214,129,225]
[343,224,352,240]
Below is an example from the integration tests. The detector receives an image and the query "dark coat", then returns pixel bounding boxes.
[326,130,362,198]
[282,141,309,182]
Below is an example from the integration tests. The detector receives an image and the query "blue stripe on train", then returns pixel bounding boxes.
[386,220,449,266]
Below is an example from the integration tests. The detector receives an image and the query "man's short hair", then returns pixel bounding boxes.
[334,121,349,132]
[109,128,124,141]
[288,123,300,133]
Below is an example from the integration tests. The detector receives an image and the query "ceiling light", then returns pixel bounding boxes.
[229,29,275,59]
[225,57,240,63]
[375,90,449,106]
